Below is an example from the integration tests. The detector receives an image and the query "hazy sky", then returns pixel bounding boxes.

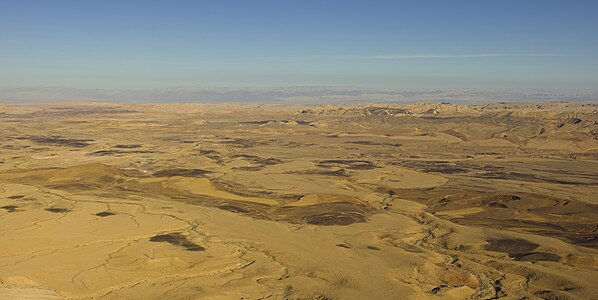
[1,0,597,89]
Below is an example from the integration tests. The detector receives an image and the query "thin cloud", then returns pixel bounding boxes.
[366,53,564,59]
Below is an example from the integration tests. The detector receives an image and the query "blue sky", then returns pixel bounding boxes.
[1,0,597,89]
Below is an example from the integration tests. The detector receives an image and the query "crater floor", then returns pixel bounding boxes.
[0,102,597,299]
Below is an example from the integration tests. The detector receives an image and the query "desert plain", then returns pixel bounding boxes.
[0,102,597,299]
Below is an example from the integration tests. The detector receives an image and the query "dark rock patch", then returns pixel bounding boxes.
[485,238,539,253]
[491,194,521,201]
[96,211,116,217]
[285,169,348,177]
[89,149,155,156]
[474,171,587,185]
[235,166,267,171]
[45,208,69,213]
[489,202,508,208]
[275,201,369,226]
[509,252,561,262]
[304,212,366,225]
[27,136,93,148]
[566,234,598,248]
[217,138,258,148]
[422,166,469,174]
[231,154,282,171]
[217,205,249,214]
[113,144,141,149]
[345,141,402,147]
[431,285,448,294]
[1,205,18,212]
[296,120,314,125]
[231,154,282,166]
[557,118,582,128]
[197,150,223,163]
[317,160,377,170]
[149,232,205,251]
[387,160,470,174]
[153,168,211,177]
[198,149,218,155]
[240,120,272,125]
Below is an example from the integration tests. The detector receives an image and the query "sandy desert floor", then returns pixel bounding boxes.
[0,102,597,299]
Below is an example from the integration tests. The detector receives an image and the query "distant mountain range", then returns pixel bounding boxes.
[1,87,596,104]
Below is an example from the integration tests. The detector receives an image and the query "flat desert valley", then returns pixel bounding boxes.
[0,102,597,300]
